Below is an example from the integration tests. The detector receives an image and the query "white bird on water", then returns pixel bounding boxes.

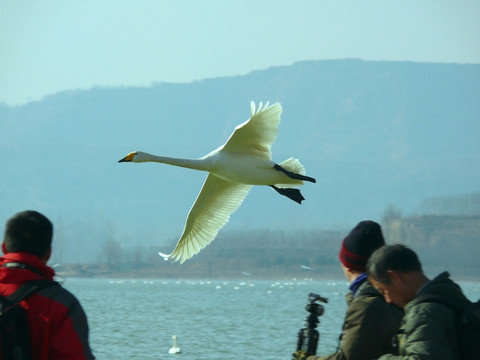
[119,101,316,263]
[168,335,181,354]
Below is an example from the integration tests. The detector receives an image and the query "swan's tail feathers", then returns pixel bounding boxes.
[275,158,317,186]
[270,185,305,204]
[279,157,305,175]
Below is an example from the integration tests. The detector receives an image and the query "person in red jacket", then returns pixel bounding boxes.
[0,210,95,360]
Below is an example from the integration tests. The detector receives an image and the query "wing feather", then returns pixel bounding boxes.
[222,101,282,159]
[164,174,252,263]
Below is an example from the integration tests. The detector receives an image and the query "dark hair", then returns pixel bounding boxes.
[366,244,422,284]
[3,210,53,259]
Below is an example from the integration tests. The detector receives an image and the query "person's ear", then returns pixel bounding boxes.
[387,270,402,285]
[42,247,52,263]
[1,242,8,255]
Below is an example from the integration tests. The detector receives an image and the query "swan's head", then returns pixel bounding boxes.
[118,151,149,163]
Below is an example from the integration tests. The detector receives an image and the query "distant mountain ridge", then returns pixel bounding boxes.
[1,59,479,263]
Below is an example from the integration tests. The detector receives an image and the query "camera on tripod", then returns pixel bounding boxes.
[295,293,328,357]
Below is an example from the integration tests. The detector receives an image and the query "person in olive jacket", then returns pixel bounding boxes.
[367,244,469,360]
[306,221,403,360]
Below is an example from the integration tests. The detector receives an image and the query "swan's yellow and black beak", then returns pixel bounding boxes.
[118,152,136,163]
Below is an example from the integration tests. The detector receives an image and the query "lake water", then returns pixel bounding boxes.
[61,278,480,360]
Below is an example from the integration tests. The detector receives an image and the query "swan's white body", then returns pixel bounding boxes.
[133,151,303,186]
[119,102,315,263]
[168,335,181,354]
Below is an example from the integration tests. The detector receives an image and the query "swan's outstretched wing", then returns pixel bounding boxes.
[222,102,282,159]
[160,174,252,263]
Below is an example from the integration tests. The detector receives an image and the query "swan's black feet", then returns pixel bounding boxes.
[270,185,305,204]
[273,164,316,183]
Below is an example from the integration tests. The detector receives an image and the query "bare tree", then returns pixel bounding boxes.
[101,237,123,267]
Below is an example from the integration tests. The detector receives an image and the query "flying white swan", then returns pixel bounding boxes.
[168,335,181,354]
[118,101,316,263]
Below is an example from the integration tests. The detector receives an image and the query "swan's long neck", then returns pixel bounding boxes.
[139,153,211,171]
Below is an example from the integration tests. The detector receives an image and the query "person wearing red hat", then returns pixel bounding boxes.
[305,221,403,360]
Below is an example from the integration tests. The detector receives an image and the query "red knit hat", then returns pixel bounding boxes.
[339,220,385,272]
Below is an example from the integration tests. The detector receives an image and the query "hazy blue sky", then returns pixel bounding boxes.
[1,0,479,105]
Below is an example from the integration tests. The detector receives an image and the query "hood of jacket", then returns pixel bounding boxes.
[0,252,55,285]
[410,271,468,308]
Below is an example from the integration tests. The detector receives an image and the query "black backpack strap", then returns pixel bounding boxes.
[2,262,59,304]
[2,261,49,279]
[0,280,58,360]
[6,280,60,304]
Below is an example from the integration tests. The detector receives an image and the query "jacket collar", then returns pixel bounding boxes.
[0,252,55,282]
[349,273,368,296]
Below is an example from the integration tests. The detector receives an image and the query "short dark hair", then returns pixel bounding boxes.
[3,210,53,259]
[366,244,422,284]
